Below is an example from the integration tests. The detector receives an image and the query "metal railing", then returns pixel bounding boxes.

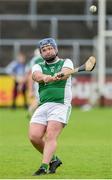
[0,14,112,74]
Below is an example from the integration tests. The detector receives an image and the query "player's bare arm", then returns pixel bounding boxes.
[32,71,56,83]
[54,67,74,80]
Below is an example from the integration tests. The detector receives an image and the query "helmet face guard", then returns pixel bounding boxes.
[38,38,58,62]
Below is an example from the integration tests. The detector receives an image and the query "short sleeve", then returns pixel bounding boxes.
[32,64,42,74]
[63,59,74,70]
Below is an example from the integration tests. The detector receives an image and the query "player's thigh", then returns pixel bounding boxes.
[29,104,48,139]
[46,121,64,140]
[29,123,46,139]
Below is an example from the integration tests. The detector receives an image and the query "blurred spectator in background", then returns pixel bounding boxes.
[5,52,27,108]
[81,86,100,111]
[25,48,44,117]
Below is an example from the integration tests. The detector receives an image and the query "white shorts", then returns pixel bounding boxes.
[30,102,71,125]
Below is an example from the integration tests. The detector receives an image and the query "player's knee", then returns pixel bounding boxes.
[29,132,41,143]
[45,130,56,142]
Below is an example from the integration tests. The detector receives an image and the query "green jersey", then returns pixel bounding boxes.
[32,59,74,106]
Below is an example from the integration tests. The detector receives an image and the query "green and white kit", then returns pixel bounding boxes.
[32,58,74,106]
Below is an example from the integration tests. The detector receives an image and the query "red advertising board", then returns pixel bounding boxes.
[72,76,112,106]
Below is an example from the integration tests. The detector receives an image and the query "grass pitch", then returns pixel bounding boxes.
[0,107,112,179]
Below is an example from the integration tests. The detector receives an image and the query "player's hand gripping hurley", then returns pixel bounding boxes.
[57,56,96,78]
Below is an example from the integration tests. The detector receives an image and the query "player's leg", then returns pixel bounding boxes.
[29,104,54,176]
[34,103,71,175]
[43,121,63,174]
[33,121,63,175]
[42,121,64,164]
[29,123,62,175]
[30,103,71,175]
[29,123,46,153]
[47,103,71,173]
[29,104,47,153]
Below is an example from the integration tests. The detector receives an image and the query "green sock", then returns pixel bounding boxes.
[51,155,57,161]
[41,163,49,170]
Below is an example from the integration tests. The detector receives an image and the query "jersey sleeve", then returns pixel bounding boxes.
[63,59,74,70]
[32,64,42,74]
